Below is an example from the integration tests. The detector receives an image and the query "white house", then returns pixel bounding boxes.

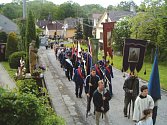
[95,10,136,44]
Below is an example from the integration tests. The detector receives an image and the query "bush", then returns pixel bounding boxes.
[9,51,26,69]
[0,31,7,43]
[0,87,66,125]
[16,79,39,96]
[5,32,18,60]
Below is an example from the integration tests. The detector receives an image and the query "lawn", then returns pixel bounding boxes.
[1,62,17,80]
[112,55,167,90]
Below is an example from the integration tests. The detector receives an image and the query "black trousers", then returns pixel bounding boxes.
[75,83,83,97]
[123,95,136,116]
[87,93,93,112]
[66,67,73,80]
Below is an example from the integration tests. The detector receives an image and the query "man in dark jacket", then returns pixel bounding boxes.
[104,60,114,96]
[93,80,111,125]
[123,72,139,117]
[73,66,86,98]
[94,63,103,80]
[85,68,100,115]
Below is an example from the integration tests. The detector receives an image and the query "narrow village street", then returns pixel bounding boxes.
[39,46,167,125]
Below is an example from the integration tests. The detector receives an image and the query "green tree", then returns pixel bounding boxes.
[27,0,58,20]
[107,5,117,11]
[117,1,131,11]
[81,4,105,16]
[157,0,167,61]
[0,31,7,43]
[5,32,18,60]
[75,22,83,40]
[2,3,22,20]
[25,10,36,72]
[83,18,93,40]
[17,19,26,51]
[56,1,77,20]
[112,17,131,54]
[36,35,40,49]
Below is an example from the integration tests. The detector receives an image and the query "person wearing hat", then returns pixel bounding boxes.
[104,60,114,96]
[73,65,86,98]
[123,71,139,117]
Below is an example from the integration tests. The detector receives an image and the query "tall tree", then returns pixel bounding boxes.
[5,32,18,59]
[25,10,36,72]
[75,22,83,40]
[17,19,26,51]
[83,18,93,40]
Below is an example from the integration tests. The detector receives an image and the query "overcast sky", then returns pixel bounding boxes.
[0,0,144,7]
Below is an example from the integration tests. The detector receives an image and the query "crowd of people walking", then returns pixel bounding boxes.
[51,43,156,125]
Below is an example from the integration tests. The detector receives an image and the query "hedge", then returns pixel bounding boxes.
[9,51,26,69]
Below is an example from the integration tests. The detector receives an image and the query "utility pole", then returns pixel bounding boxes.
[23,0,26,19]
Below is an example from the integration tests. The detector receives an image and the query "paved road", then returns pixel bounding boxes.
[39,46,167,125]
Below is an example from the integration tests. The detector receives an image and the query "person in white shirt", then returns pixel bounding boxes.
[136,109,153,125]
[133,85,154,122]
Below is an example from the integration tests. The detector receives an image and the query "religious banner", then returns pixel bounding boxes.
[123,38,147,72]
[102,22,115,60]
[90,38,99,65]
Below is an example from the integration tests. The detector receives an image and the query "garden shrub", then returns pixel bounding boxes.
[16,79,39,96]
[0,87,66,125]
[8,51,26,69]
[5,32,18,60]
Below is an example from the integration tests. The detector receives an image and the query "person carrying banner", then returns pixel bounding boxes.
[93,80,111,125]
[94,63,103,80]
[133,85,154,123]
[148,48,161,125]
[64,55,73,81]
[104,60,114,96]
[73,65,86,98]
[123,72,139,118]
[106,51,113,65]
[85,67,100,116]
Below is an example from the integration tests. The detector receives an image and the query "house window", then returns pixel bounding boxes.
[100,32,103,40]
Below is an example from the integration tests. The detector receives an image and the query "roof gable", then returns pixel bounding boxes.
[92,14,102,20]
[96,10,135,28]
[64,17,78,29]
[108,10,135,21]
[0,14,19,33]
[46,21,64,30]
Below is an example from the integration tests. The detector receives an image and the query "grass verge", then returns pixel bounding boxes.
[112,55,167,90]
[1,61,17,80]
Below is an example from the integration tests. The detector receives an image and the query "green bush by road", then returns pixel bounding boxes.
[1,62,66,125]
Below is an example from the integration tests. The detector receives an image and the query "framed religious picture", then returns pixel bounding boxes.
[128,47,140,63]
[107,31,112,47]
